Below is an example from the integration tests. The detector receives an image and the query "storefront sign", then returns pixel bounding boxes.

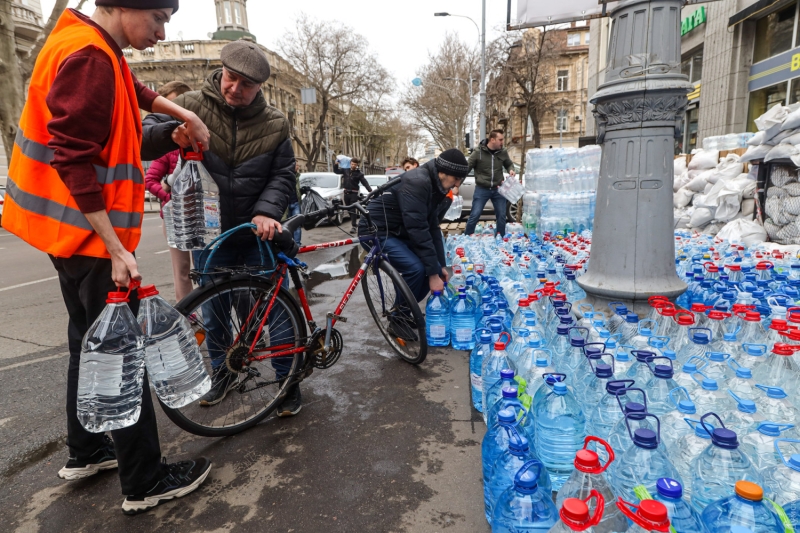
[688,83,701,101]
[681,6,706,36]
[749,45,800,92]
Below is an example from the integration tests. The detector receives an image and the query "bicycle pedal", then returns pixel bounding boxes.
[244,367,261,378]
[326,312,347,323]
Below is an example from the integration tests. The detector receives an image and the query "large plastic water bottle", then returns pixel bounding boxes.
[524,349,556,396]
[163,200,176,247]
[753,343,800,390]
[483,409,522,482]
[618,314,641,346]
[652,478,704,533]
[77,288,146,433]
[606,390,667,465]
[491,460,559,532]
[723,391,763,436]
[560,327,590,376]
[676,328,712,365]
[762,438,800,504]
[615,498,671,533]
[425,290,450,346]
[512,335,546,377]
[690,371,729,415]
[580,357,617,408]
[534,379,586,490]
[740,422,797,472]
[727,358,759,400]
[556,437,629,533]
[483,342,512,423]
[586,380,635,442]
[486,371,519,422]
[486,429,551,524]
[471,330,493,412]
[610,413,683,503]
[702,351,735,382]
[690,413,766,513]
[643,357,679,417]
[547,491,605,533]
[170,154,203,250]
[508,329,532,361]
[137,285,210,408]
[450,292,476,350]
[754,385,800,422]
[736,342,768,370]
[700,480,783,533]
[671,418,714,493]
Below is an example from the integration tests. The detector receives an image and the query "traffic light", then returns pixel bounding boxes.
[465,132,472,150]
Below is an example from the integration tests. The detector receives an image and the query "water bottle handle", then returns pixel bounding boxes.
[638,319,658,334]
[581,436,615,472]
[669,386,690,407]
[741,343,767,356]
[117,278,141,298]
[578,303,594,316]
[561,490,605,531]
[775,439,800,469]
[514,459,545,488]
[700,412,726,436]
[616,498,669,532]
[498,331,511,348]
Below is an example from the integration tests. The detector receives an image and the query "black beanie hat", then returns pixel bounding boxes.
[435,148,470,179]
[96,0,179,13]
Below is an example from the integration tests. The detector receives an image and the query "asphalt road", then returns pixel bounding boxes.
[0,218,488,533]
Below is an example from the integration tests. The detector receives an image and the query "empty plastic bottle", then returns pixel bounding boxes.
[137,284,210,408]
[616,498,671,533]
[492,460,559,532]
[471,330,493,413]
[425,290,450,347]
[77,287,146,433]
[672,418,714,493]
[483,342,512,423]
[690,413,766,513]
[724,391,763,436]
[700,480,783,533]
[556,437,629,533]
[610,413,684,503]
[534,379,586,490]
[547,491,605,533]
[727,358,759,400]
[754,385,800,422]
[762,438,800,505]
[643,357,679,417]
[753,343,800,391]
[660,388,698,452]
[451,292,476,350]
[675,328,712,365]
[740,422,796,472]
[652,478,704,533]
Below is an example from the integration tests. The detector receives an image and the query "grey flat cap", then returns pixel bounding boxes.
[220,40,271,84]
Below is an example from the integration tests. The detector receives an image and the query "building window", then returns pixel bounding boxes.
[557,70,569,91]
[224,1,232,24]
[681,49,703,83]
[584,32,590,44]
[748,82,788,131]
[556,110,568,132]
[754,3,796,63]
[567,33,581,46]
[235,3,242,25]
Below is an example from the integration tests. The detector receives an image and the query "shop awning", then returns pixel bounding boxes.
[729,0,784,27]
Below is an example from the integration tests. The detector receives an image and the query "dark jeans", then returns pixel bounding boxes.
[360,233,430,309]
[192,239,294,378]
[288,201,302,245]
[345,192,360,229]
[465,186,507,236]
[49,255,163,496]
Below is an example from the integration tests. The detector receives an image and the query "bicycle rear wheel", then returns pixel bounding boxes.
[161,276,306,437]
[362,258,427,364]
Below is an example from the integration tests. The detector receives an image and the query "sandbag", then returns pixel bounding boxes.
[716,186,743,222]
[716,218,768,246]
[782,108,800,131]
[741,199,755,217]
[688,149,719,170]
[765,144,800,162]
[784,195,800,216]
[740,144,772,163]
[703,182,715,194]
[686,169,713,192]
[764,218,782,240]
[742,180,757,199]
[756,103,789,134]
[674,187,694,208]
[780,131,800,145]
[690,206,715,227]
[770,166,797,187]
[765,129,796,145]
[748,131,766,146]
[673,170,689,192]
[674,156,687,176]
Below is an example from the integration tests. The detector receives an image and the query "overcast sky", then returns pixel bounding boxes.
[41,0,516,87]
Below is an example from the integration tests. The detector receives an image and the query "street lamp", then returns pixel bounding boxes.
[434,5,486,145]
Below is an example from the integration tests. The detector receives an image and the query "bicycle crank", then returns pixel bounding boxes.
[308,328,343,369]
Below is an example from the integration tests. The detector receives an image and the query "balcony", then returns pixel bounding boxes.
[12,3,43,41]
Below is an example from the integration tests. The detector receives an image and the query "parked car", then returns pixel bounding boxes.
[299,172,348,225]
[360,175,389,196]
[385,166,403,178]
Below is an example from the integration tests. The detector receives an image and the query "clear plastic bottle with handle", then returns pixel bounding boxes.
[546,490,605,533]
[491,460,559,532]
[136,284,211,408]
[77,283,146,433]
[615,498,671,533]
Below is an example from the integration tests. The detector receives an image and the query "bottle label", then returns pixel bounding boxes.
[455,329,472,343]
[430,325,447,339]
[203,197,221,229]
[470,373,482,390]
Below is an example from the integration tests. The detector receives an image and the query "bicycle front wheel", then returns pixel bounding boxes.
[161,276,306,437]
[361,258,427,365]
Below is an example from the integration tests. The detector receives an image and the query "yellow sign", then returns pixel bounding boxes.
[792,53,800,72]
[688,83,701,101]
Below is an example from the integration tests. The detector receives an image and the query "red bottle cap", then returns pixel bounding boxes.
[138,284,159,298]
[106,291,129,304]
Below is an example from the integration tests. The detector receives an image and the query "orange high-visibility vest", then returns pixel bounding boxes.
[2,9,144,259]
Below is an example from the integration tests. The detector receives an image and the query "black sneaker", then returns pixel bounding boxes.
[58,436,117,480]
[349,227,357,234]
[121,458,212,515]
[199,366,238,406]
[387,314,419,342]
[276,384,302,417]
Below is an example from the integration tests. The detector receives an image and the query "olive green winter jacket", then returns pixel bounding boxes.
[468,140,516,189]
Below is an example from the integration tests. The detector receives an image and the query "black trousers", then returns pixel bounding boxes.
[345,192,360,228]
[49,254,163,496]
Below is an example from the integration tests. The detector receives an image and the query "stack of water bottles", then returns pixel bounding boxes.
[167,146,221,251]
[457,224,800,531]
[522,145,600,238]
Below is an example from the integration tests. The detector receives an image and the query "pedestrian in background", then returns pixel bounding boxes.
[144,81,194,302]
[464,129,517,236]
[1,0,213,515]
[401,157,419,172]
[288,161,302,245]
[334,156,372,234]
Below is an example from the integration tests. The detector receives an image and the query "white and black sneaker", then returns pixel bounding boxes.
[199,366,238,406]
[276,384,302,417]
[121,457,212,515]
[57,436,118,480]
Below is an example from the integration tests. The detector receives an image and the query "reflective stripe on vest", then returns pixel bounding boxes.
[14,129,143,185]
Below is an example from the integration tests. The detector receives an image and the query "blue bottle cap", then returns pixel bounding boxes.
[482,305,494,316]
[653,364,674,379]
[595,364,613,378]
[701,377,718,390]
[711,427,739,449]
[606,381,628,395]
[723,332,738,342]
[656,478,683,499]
[641,327,653,337]
[788,455,800,472]
[433,290,442,295]
[528,339,542,349]
[508,433,530,454]
[648,336,665,348]
[708,352,728,362]
[502,386,518,398]
[517,329,530,338]
[616,350,631,362]
[633,428,658,449]
[479,332,493,343]
[617,306,629,315]
[557,324,571,336]
[745,344,766,356]
[735,398,757,414]
[761,385,788,399]
[623,402,646,420]
[735,366,753,379]
[535,357,549,367]
[514,467,539,493]
[556,307,571,316]
[498,409,516,424]
[570,336,586,347]
[501,368,516,379]
[663,350,676,360]
[678,399,696,414]
[553,382,568,395]
[458,292,466,299]
[694,424,712,439]
[693,332,710,345]
[634,350,655,363]
[497,300,509,309]
[626,313,639,323]
[756,422,789,437]
[490,322,503,333]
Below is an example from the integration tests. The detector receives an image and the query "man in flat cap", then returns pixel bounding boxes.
[3,0,214,515]
[166,41,301,415]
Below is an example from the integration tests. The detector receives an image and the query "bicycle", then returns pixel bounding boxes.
[159,179,428,437]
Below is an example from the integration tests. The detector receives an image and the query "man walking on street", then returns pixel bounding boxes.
[2,1,212,515]
[334,157,372,233]
[464,129,517,236]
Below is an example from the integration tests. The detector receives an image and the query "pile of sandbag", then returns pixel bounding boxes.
[763,164,800,244]
[740,102,800,165]
[673,152,757,233]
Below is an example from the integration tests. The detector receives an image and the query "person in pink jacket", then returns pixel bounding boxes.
[144,81,194,301]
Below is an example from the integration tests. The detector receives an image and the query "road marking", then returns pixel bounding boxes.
[144,216,161,221]
[155,249,170,255]
[0,352,68,372]
[0,276,59,293]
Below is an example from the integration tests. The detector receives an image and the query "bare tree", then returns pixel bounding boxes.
[279,13,392,171]
[0,0,73,161]
[401,34,478,152]
[486,28,559,172]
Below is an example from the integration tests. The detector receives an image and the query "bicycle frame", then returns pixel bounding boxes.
[237,233,386,365]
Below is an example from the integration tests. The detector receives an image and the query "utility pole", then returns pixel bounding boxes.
[325,124,332,172]
[479,0,487,144]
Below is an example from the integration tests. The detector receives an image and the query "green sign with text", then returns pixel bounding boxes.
[681,6,706,36]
